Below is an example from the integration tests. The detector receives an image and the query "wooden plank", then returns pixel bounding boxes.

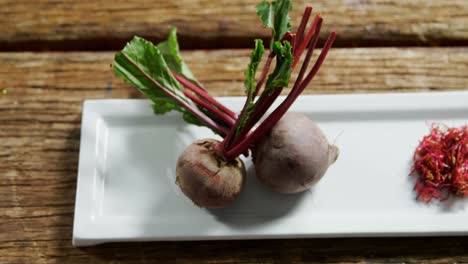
[1,237,468,263]
[0,48,467,263]
[0,48,466,101]
[1,0,468,50]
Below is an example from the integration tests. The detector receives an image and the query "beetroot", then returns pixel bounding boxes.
[176,139,246,208]
[253,113,338,193]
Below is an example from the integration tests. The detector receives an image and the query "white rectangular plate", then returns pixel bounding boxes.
[73,91,468,247]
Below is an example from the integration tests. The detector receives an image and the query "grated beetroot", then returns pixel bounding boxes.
[411,124,468,203]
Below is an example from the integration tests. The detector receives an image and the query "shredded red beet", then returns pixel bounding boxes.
[411,124,468,203]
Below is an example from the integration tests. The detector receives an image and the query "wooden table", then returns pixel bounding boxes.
[1,1,467,263]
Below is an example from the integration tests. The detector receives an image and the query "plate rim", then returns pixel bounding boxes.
[73,91,468,246]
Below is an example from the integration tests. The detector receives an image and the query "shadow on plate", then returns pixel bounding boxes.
[103,118,308,234]
[207,163,308,229]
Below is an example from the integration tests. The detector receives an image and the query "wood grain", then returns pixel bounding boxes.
[0,48,467,263]
[1,0,468,50]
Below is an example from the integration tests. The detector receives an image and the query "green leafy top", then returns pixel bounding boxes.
[113,36,203,127]
[237,39,265,134]
[244,39,265,98]
[265,40,293,91]
[256,0,292,46]
[156,27,201,86]
[255,0,294,91]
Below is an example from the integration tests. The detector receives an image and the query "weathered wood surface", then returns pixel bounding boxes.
[1,0,468,50]
[0,48,467,263]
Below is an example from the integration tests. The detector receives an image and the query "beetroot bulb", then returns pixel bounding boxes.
[176,139,246,208]
[253,113,339,193]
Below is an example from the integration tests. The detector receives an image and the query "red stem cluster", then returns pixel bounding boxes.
[121,53,230,136]
[229,14,324,149]
[225,32,336,158]
[172,71,237,120]
[223,7,336,159]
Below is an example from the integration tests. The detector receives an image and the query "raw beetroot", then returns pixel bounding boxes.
[253,113,338,193]
[176,139,246,208]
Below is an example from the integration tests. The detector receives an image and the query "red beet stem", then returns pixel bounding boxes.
[294,6,312,52]
[283,32,296,48]
[289,17,324,96]
[172,71,237,120]
[121,53,229,136]
[222,55,272,149]
[253,52,275,98]
[183,90,235,127]
[296,32,336,95]
[289,34,296,55]
[225,32,336,158]
[230,89,282,147]
[222,112,244,152]
[293,15,321,69]
[283,32,296,55]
